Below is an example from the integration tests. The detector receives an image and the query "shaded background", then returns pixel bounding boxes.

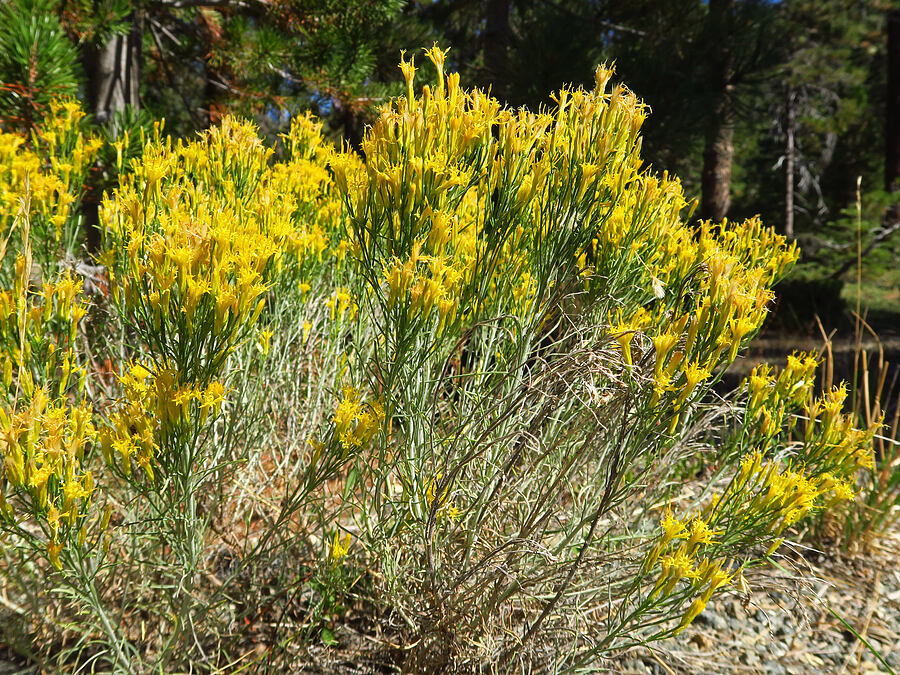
[1,0,898,334]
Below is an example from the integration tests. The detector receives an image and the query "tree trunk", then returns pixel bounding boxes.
[80,12,142,250]
[785,87,796,240]
[483,0,511,102]
[701,97,734,222]
[82,12,142,128]
[700,0,734,223]
[886,10,900,193]
[880,9,900,263]
[203,63,222,129]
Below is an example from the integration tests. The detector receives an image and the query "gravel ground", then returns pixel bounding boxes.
[612,522,900,675]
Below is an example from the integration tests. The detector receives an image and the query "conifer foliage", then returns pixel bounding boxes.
[0,0,80,131]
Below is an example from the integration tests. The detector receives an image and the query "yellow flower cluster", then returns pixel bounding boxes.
[318,47,797,391]
[618,218,800,428]
[725,452,826,531]
[718,365,875,540]
[333,387,384,452]
[330,529,352,562]
[643,510,732,634]
[745,353,818,438]
[802,384,878,472]
[100,118,297,374]
[611,307,650,367]
[327,49,667,329]
[0,263,88,393]
[271,113,347,279]
[0,391,95,569]
[0,390,95,510]
[98,363,227,479]
[743,354,877,475]
[0,99,101,248]
[325,288,355,323]
[0,248,94,569]
[643,352,877,634]
[383,240,461,332]
[99,363,157,479]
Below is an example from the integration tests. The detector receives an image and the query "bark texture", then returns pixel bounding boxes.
[886,10,900,193]
[82,13,142,126]
[785,87,796,240]
[700,0,735,223]
[81,13,142,250]
[701,98,735,222]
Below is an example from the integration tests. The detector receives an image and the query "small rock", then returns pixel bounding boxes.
[739,650,760,666]
[726,599,747,622]
[696,610,728,631]
[769,640,789,658]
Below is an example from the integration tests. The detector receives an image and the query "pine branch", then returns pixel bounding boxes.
[828,210,900,280]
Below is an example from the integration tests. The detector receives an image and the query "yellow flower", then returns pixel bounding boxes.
[330,530,351,562]
[425,473,448,508]
[652,331,679,376]
[727,316,756,361]
[765,537,783,557]
[61,475,90,510]
[675,597,707,634]
[200,381,227,419]
[327,288,353,321]
[130,362,152,381]
[660,508,687,543]
[676,360,711,406]
[48,539,63,570]
[257,329,274,355]
[655,547,695,597]
[611,309,649,366]
[685,518,720,551]
[46,503,61,535]
[700,566,733,603]
[738,449,764,486]
[334,387,362,438]
[821,384,848,429]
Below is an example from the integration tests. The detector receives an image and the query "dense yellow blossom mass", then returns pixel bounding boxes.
[0,51,883,659]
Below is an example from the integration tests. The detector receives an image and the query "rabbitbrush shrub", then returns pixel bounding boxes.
[0,50,882,673]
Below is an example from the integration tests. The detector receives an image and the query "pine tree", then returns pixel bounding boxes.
[0,0,80,131]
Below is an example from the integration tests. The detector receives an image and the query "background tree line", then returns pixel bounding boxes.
[1,0,898,328]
